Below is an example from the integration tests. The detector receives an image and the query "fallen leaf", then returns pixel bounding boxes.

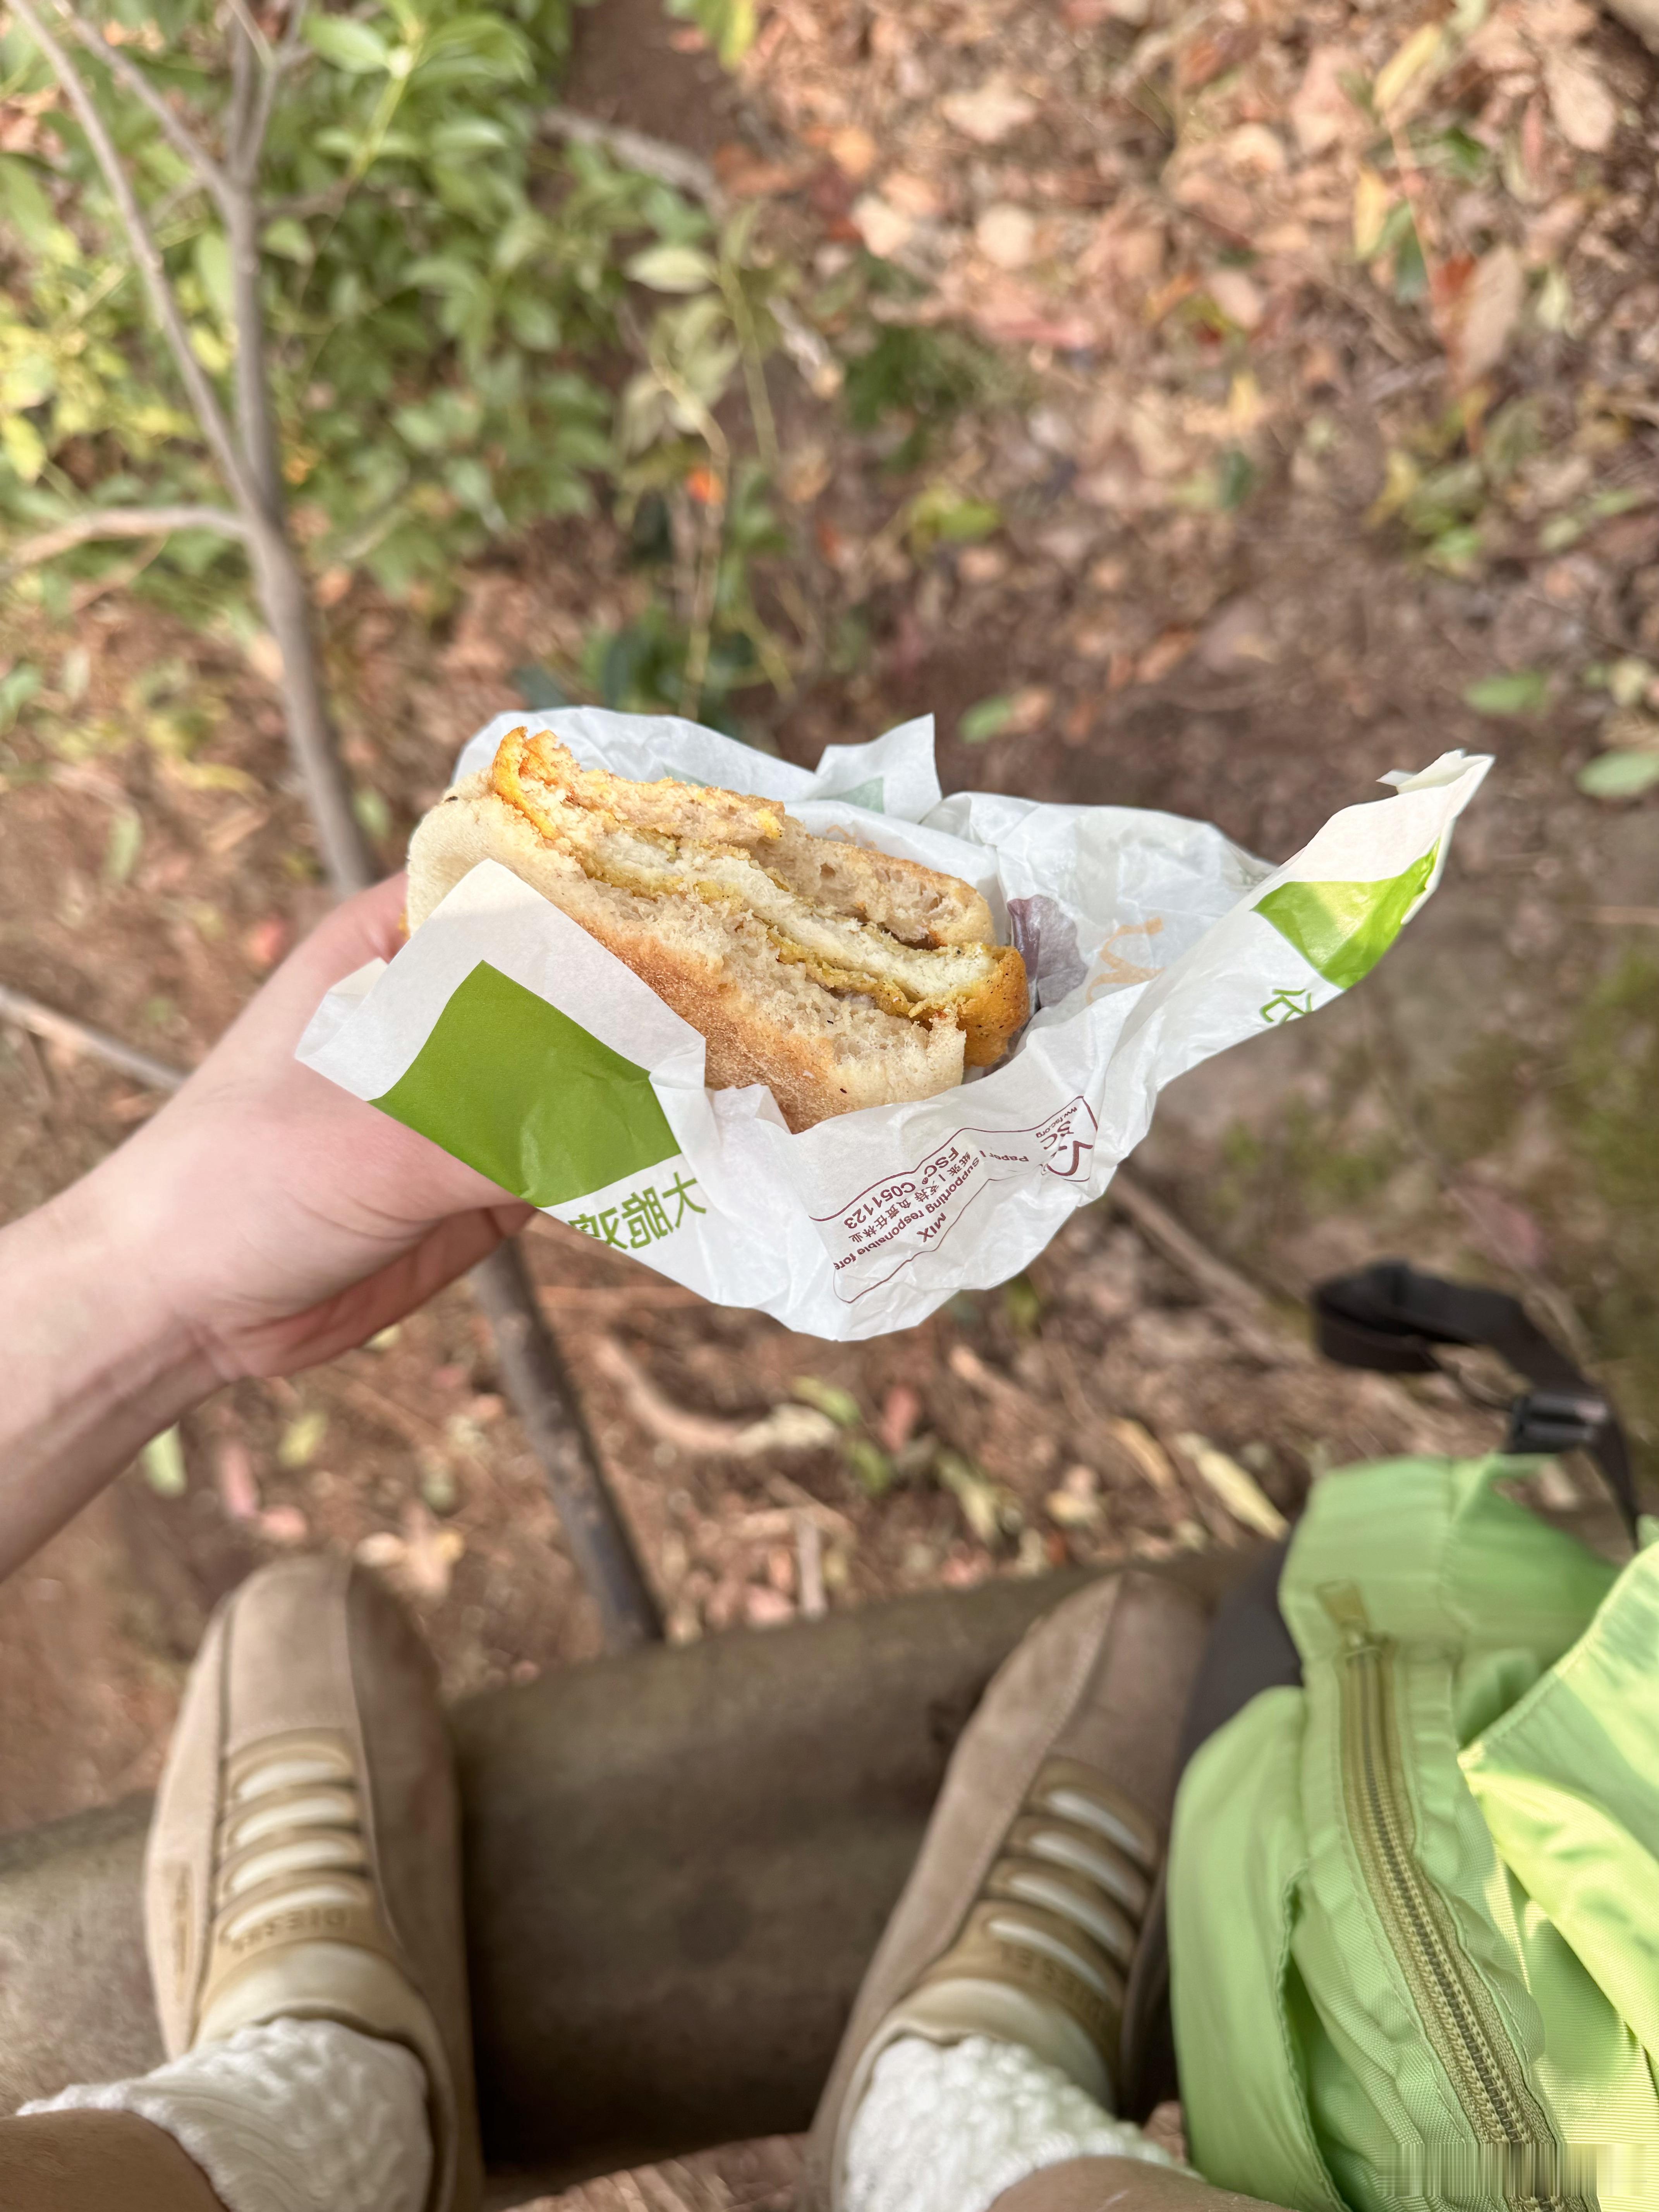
[1198,594,1277,672]
[244,915,292,970]
[1352,166,1393,259]
[103,810,143,888]
[1374,21,1444,117]
[1136,627,1197,684]
[142,1427,187,1496]
[1451,245,1524,386]
[791,1375,861,1427]
[1578,749,1659,798]
[882,170,945,219]
[1544,48,1617,152]
[278,1408,328,1468]
[1176,17,1259,90]
[936,1449,1015,1548]
[1464,669,1549,716]
[1045,1465,1103,1529]
[845,1437,895,1495]
[1206,267,1264,330]
[1290,45,1362,155]
[939,76,1037,145]
[260,1504,309,1545]
[850,192,913,260]
[399,1501,466,1601]
[1221,124,1285,176]
[828,124,878,179]
[976,203,1037,271]
[1175,1433,1287,1539]
[745,1585,794,1628]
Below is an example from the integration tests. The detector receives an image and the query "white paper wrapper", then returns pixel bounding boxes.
[298,709,1490,1341]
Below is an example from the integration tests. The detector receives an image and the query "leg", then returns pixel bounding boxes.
[9,1557,480,2212]
[993,2156,1291,2210]
[804,1570,1299,2212]
[0,2109,227,2211]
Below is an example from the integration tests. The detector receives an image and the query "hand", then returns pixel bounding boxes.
[88,873,534,1383]
[0,875,534,1577]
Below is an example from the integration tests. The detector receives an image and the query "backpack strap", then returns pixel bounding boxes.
[1311,1259,1638,1540]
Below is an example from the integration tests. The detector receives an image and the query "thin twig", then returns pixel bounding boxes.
[0,981,187,1093]
[9,0,259,516]
[541,104,724,210]
[52,0,230,206]
[1109,1167,1311,1367]
[0,504,246,583]
[238,0,307,192]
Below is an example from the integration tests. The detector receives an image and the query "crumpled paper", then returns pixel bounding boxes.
[298,708,1489,1342]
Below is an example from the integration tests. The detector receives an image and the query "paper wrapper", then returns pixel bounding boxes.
[297,710,1489,1342]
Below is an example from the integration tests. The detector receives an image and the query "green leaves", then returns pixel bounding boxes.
[1463,670,1549,718]
[305,15,395,74]
[960,694,1017,745]
[1578,750,1659,800]
[663,0,757,67]
[626,242,719,293]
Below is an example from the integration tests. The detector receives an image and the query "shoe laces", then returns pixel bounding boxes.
[213,1731,373,1948]
[982,1769,1156,2008]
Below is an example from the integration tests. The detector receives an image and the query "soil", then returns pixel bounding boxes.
[1,0,1656,2200]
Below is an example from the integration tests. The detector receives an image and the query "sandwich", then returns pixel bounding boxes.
[406,727,1028,1131]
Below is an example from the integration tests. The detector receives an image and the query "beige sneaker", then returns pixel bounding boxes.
[802,1571,1207,2212]
[144,1555,482,2212]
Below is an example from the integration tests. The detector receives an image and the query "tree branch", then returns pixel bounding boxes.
[541,105,724,211]
[51,0,230,209]
[0,504,247,583]
[0,981,187,1094]
[225,19,284,515]
[240,0,309,185]
[10,0,259,515]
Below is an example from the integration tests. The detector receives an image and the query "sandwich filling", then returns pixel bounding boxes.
[493,730,1025,1064]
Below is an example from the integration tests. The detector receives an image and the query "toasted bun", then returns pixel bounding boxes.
[407,729,1028,1131]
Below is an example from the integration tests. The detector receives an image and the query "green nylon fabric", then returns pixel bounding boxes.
[371,958,680,1207]
[1255,846,1437,989]
[1170,1456,1659,2212]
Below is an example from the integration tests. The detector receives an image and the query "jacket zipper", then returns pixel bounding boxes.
[1323,1583,1591,2212]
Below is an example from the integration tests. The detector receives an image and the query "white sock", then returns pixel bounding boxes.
[844,2034,1183,2212]
[21,2016,432,2212]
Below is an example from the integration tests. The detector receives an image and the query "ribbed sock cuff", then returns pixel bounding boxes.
[845,2033,1182,2212]
[22,2017,432,2212]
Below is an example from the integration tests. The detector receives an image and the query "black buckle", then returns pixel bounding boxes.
[1506,1386,1609,1459]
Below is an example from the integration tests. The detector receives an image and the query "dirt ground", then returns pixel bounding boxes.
[1,0,1656,2200]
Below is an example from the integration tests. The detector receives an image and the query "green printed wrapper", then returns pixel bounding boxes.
[298,711,1489,1341]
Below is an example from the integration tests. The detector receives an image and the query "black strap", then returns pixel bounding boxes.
[1312,1260,1638,1539]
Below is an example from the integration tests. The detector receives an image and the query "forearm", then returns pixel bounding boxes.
[993,2158,1292,2212]
[0,1171,215,1581]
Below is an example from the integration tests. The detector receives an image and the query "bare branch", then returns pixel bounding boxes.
[541,105,724,211]
[9,0,259,515]
[241,0,308,181]
[52,0,230,208]
[0,981,187,1094]
[227,5,258,168]
[0,503,247,582]
[224,12,284,513]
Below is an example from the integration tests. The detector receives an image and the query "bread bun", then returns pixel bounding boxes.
[407,727,1028,1131]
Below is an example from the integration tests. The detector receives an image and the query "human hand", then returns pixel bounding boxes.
[79,872,534,1384]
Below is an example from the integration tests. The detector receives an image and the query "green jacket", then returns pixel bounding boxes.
[1170,1457,1659,2212]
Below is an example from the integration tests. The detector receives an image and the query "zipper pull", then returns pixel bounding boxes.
[1319,1580,1373,1649]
